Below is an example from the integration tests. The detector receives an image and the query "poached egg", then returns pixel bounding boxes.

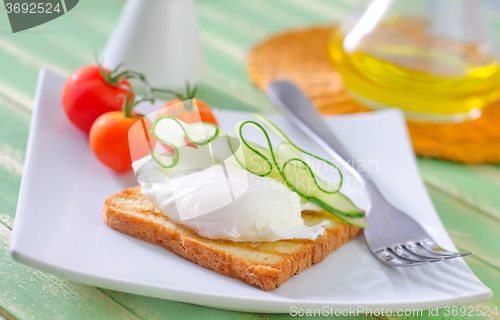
[133,156,329,242]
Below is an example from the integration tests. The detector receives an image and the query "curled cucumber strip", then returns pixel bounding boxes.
[236,115,366,225]
[150,116,219,169]
[149,113,366,226]
[252,113,343,193]
[236,120,341,193]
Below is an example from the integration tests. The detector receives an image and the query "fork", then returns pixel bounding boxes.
[266,80,473,267]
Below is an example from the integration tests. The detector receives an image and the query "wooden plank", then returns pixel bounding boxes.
[419,159,500,222]
[0,34,75,75]
[0,0,121,80]
[404,189,500,320]
[315,0,359,11]
[0,49,39,111]
[430,187,500,298]
[259,189,500,320]
[236,0,317,28]
[99,289,264,320]
[462,258,500,315]
[0,307,15,320]
[0,103,29,221]
[378,258,500,320]
[198,0,292,33]
[0,0,277,114]
[195,0,349,112]
[93,186,500,320]
[271,0,347,22]
[428,188,500,271]
[0,0,498,318]
[0,220,141,320]
[0,162,23,223]
[200,69,275,112]
[196,2,270,39]
[197,14,266,49]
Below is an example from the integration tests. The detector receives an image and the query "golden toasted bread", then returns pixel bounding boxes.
[103,186,362,291]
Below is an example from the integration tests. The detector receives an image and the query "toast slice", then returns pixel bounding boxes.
[103,186,362,291]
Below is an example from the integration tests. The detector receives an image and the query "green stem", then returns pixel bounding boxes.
[122,90,134,118]
[95,56,149,88]
[151,82,198,102]
[122,91,156,118]
[151,88,185,100]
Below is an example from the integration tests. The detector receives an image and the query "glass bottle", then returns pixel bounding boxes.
[329,0,500,122]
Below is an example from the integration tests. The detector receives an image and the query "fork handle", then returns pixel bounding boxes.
[266,80,371,184]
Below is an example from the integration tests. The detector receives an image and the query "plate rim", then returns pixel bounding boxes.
[9,249,494,313]
[10,68,493,313]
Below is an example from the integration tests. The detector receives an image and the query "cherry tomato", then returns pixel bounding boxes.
[157,98,217,153]
[62,65,133,134]
[157,98,218,125]
[89,112,155,171]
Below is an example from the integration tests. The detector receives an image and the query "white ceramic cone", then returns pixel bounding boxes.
[102,0,204,91]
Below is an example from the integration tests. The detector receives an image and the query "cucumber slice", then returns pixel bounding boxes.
[232,121,283,181]
[252,114,366,226]
[153,116,219,147]
[148,113,367,227]
[150,116,220,170]
[276,142,339,193]
[277,143,363,218]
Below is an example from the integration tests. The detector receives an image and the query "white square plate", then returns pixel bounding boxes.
[10,69,492,313]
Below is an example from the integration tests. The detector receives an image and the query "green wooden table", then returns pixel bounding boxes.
[0,0,499,319]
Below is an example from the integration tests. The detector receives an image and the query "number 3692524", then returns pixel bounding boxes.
[444,306,498,317]
[5,2,62,14]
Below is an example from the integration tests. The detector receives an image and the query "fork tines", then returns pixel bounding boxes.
[375,241,474,267]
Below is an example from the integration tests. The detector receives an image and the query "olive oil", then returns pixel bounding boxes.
[328,30,500,120]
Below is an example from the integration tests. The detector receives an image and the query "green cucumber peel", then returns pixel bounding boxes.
[252,113,344,193]
[228,133,272,178]
[235,116,365,225]
[149,114,366,227]
[150,115,219,169]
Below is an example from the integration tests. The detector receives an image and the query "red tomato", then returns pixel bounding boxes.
[62,65,133,134]
[157,98,217,153]
[89,112,155,171]
[157,98,218,125]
